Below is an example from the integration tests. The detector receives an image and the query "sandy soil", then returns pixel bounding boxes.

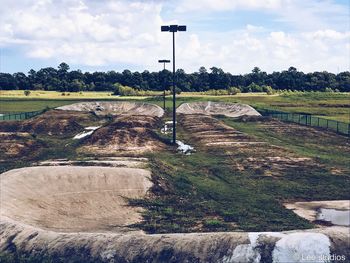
[37,157,149,169]
[0,166,152,233]
[79,115,167,155]
[177,101,261,117]
[0,132,43,160]
[57,101,164,117]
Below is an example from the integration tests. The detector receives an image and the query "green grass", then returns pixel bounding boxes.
[129,116,349,233]
[2,91,348,122]
[221,117,350,167]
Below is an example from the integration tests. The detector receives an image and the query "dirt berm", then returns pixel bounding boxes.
[0,110,98,136]
[78,115,167,155]
[177,101,261,117]
[1,166,349,262]
[57,101,164,117]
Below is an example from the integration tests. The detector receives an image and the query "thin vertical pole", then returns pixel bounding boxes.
[163,63,166,111]
[172,31,176,144]
[336,121,339,133]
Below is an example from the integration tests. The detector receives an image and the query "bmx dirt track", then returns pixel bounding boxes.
[1,166,152,233]
[0,101,349,262]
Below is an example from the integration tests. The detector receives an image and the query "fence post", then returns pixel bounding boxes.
[326,119,329,129]
[337,122,339,133]
[317,117,320,127]
[298,114,301,123]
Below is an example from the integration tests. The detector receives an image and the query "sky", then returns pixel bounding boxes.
[0,0,349,74]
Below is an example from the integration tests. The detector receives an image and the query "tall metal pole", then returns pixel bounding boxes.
[172,31,176,144]
[163,63,166,111]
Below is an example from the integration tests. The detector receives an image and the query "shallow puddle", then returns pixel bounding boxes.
[316,208,350,226]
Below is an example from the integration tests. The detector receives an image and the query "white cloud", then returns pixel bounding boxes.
[175,0,282,12]
[0,0,348,73]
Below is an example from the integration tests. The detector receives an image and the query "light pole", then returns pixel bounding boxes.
[161,24,186,144]
[158,59,170,111]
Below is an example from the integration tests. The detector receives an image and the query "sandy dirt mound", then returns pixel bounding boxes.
[177,101,261,117]
[0,110,100,136]
[37,157,149,169]
[79,115,166,155]
[1,166,152,233]
[0,132,43,160]
[57,101,164,117]
[0,217,348,262]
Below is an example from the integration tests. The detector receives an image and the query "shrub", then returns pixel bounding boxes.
[263,85,275,95]
[113,83,137,96]
[228,87,241,95]
[23,90,31,96]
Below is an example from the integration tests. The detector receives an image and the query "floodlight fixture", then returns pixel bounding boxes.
[161,24,187,144]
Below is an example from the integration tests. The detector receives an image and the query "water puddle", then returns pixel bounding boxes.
[316,208,350,226]
[176,140,195,155]
[73,126,101,139]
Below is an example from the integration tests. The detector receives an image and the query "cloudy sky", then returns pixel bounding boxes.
[0,0,349,74]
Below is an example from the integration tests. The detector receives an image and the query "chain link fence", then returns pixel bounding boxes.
[258,109,350,137]
[0,109,46,121]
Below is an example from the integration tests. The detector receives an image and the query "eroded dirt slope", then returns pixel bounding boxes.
[0,110,100,136]
[179,114,319,177]
[79,115,167,155]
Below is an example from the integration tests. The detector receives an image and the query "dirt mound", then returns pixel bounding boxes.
[0,132,43,160]
[79,115,166,155]
[177,101,261,117]
[0,216,348,262]
[0,110,100,136]
[57,101,164,117]
[0,166,152,233]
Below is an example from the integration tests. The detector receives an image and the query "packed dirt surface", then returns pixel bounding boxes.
[1,166,152,233]
[0,132,43,161]
[0,110,100,136]
[79,115,167,155]
[57,101,164,117]
[177,101,261,117]
[179,114,319,177]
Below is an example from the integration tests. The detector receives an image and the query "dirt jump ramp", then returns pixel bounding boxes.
[1,166,349,262]
[57,101,164,117]
[177,101,261,117]
[0,166,152,233]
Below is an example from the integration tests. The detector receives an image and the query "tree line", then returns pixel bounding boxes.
[0,62,349,92]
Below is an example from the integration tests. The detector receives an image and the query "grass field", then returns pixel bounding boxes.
[1,90,349,122]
